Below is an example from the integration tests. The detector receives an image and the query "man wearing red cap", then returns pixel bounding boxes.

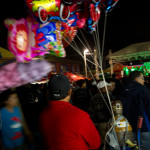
[39,74,101,150]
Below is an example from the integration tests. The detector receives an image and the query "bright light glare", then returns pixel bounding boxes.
[84,49,89,54]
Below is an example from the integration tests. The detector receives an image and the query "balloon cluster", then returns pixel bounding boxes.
[4,0,119,62]
[0,0,119,91]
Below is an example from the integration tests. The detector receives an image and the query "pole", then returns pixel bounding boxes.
[94,49,99,79]
[109,50,114,75]
[84,52,88,78]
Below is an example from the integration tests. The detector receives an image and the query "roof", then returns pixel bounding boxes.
[45,55,82,64]
[108,41,150,61]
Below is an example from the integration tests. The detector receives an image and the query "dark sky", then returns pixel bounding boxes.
[0,0,150,60]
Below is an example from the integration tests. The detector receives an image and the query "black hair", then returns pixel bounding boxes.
[75,79,86,88]
[129,71,142,81]
[0,89,16,108]
[105,78,116,83]
[112,73,116,79]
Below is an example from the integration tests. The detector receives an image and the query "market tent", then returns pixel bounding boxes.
[107,41,150,62]
[64,72,85,82]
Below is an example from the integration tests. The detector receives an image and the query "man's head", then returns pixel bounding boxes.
[106,78,116,92]
[48,74,71,101]
[97,81,112,92]
[0,89,18,108]
[129,71,145,85]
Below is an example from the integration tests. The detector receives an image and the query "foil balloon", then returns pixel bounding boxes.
[24,0,88,24]
[17,59,52,83]
[62,26,78,47]
[32,20,66,57]
[0,62,26,92]
[86,2,101,32]
[4,18,30,62]
[101,0,119,12]
[24,0,74,23]
[0,60,52,92]
[4,18,48,62]
[25,0,60,23]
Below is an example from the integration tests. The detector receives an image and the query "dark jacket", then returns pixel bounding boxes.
[89,92,114,123]
[119,81,150,132]
[72,88,92,112]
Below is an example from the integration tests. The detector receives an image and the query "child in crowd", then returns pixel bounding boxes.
[0,89,33,150]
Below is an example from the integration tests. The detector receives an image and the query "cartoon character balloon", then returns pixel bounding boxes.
[4,18,48,62]
[4,18,66,62]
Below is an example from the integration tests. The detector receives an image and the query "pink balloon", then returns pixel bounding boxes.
[0,60,52,92]
[4,18,48,62]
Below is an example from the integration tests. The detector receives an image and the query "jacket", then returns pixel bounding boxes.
[119,81,150,132]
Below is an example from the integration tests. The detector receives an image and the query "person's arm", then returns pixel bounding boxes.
[22,121,34,143]
[16,105,34,143]
[79,112,101,149]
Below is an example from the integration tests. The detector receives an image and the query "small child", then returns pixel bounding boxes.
[0,89,32,150]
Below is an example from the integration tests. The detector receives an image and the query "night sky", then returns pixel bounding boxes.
[0,0,150,60]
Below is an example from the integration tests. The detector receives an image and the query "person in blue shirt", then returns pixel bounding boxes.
[0,89,32,150]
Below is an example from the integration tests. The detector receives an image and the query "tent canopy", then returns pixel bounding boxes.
[108,41,150,62]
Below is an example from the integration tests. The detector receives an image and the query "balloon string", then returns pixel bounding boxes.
[96,16,115,122]
[63,29,115,120]
[62,37,99,67]
[79,29,93,53]
[101,12,108,61]
[86,64,112,115]
[69,34,113,115]
[90,9,115,121]
[62,36,113,116]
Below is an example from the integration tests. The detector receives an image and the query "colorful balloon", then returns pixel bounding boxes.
[17,59,52,83]
[32,20,66,57]
[62,26,78,47]
[4,18,48,62]
[4,18,66,62]
[0,60,52,92]
[24,0,73,23]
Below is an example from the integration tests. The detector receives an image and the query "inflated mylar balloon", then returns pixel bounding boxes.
[0,60,52,92]
[32,20,66,57]
[4,18,48,62]
[25,0,72,23]
[4,19,30,62]
[62,26,77,47]
[101,0,119,12]
[17,59,52,83]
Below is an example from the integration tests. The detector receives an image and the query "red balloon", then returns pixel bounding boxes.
[62,26,78,47]
[90,3,101,22]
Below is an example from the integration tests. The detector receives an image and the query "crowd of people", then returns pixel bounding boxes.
[0,71,150,150]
